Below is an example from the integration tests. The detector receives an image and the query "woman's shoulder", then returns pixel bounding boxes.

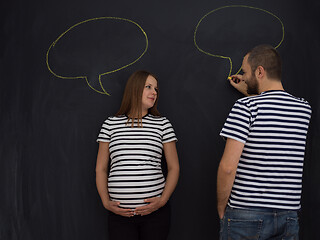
[146,114,166,121]
[103,115,127,123]
[146,114,174,125]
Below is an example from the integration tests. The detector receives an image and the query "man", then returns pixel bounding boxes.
[217,45,312,239]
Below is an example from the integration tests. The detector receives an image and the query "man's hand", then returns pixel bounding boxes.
[134,197,165,216]
[228,74,249,96]
[218,205,226,220]
[104,200,135,217]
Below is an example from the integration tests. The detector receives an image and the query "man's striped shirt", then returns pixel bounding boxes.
[220,90,311,210]
[97,114,177,209]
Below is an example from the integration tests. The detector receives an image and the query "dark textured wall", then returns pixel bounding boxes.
[1,0,319,239]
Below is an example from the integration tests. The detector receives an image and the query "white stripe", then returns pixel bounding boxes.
[245,142,305,150]
[234,179,302,188]
[238,159,303,167]
[229,199,300,210]
[237,174,302,183]
[221,129,247,140]
[232,191,301,199]
[110,189,163,199]
[232,185,302,194]
[108,178,165,187]
[231,195,300,205]
[236,168,302,177]
[240,153,304,161]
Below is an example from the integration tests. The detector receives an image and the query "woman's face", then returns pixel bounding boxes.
[141,75,158,112]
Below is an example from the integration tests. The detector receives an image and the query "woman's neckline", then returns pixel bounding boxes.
[125,113,149,119]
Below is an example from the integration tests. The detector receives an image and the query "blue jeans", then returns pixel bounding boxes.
[220,206,299,240]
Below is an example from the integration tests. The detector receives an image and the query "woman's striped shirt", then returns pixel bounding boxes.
[220,90,312,210]
[97,114,177,209]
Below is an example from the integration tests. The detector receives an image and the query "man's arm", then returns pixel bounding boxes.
[217,138,245,219]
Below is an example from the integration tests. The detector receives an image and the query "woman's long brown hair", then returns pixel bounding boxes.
[116,70,160,127]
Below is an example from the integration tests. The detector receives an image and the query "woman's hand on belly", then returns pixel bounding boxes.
[104,200,135,217]
[133,197,165,216]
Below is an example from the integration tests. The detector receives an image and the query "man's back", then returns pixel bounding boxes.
[220,90,312,210]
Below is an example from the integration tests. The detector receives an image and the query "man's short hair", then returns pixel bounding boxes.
[247,45,282,80]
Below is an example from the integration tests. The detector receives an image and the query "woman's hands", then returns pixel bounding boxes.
[104,197,165,217]
[134,197,166,216]
[103,200,135,217]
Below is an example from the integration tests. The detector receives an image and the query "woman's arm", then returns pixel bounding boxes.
[159,141,180,205]
[95,142,111,206]
[95,142,134,217]
[134,141,180,216]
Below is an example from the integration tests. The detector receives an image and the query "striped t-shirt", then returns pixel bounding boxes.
[97,114,177,209]
[220,90,312,210]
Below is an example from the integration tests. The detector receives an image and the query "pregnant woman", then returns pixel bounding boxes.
[95,70,180,240]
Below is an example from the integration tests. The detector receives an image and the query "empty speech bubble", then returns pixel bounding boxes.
[46,17,148,95]
[194,5,284,78]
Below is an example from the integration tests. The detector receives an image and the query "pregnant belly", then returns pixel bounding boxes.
[108,173,165,209]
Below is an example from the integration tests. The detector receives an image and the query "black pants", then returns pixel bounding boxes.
[108,204,171,240]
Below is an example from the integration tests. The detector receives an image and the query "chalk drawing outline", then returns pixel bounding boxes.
[194,5,285,77]
[46,17,149,95]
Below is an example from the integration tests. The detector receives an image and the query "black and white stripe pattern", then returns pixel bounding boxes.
[220,90,311,210]
[97,114,177,208]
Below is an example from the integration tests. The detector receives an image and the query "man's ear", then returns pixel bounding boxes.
[255,66,265,79]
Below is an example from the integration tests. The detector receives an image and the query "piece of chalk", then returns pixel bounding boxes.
[228,77,232,80]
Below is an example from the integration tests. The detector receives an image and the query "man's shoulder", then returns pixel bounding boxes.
[234,95,260,109]
[277,91,312,112]
[286,93,312,109]
[237,91,312,115]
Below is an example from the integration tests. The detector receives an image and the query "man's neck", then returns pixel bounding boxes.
[258,79,284,94]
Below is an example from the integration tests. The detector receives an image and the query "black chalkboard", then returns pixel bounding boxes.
[2,0,320,239]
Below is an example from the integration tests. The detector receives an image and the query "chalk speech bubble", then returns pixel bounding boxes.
[46,17,148,95]
[194,5,284,78]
